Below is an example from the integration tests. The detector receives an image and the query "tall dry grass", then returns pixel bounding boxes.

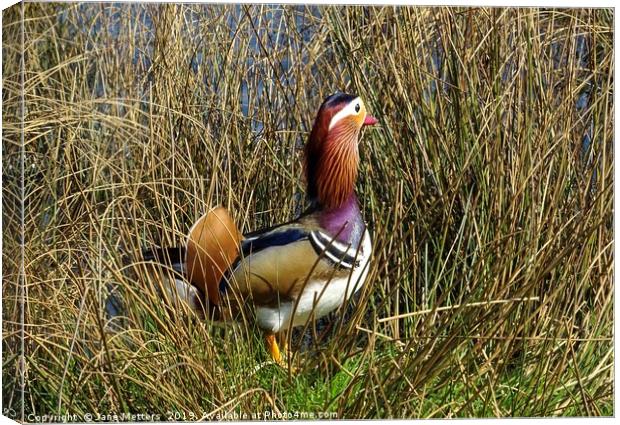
[2,3,614,419]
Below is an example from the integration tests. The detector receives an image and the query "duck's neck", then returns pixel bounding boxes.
[306,124,360,210]
[312,192,365,247]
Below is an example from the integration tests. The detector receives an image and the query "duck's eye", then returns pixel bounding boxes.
[355,103,361,113]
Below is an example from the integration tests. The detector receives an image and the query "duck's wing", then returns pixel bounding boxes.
[223,222,362,305]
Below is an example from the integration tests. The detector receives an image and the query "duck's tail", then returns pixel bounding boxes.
[131,207,242,321]
[105,207,242,329]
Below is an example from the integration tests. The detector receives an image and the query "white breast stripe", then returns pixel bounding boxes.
[309,230,362,269]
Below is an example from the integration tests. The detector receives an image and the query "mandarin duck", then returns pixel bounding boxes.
[144,92,378,365]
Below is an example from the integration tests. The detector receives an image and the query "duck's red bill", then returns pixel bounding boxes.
[363,115,378,126]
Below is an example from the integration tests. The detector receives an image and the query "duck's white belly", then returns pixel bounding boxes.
[256,230,372,333]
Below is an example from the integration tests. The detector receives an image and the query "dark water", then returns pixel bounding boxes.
[55,3,595,143]
[57,3,324,135]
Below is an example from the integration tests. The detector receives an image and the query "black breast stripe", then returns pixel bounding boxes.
[309,231,361,269]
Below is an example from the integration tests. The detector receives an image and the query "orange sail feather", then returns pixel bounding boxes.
[185,207,242,305]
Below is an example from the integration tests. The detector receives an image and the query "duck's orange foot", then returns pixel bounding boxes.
[264,333,298,373]
[265,333,282,363]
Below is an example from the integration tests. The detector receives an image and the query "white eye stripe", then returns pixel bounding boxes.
[328,97,362,130]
